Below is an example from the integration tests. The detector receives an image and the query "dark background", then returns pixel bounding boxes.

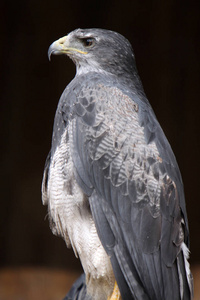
[1,0,199,273]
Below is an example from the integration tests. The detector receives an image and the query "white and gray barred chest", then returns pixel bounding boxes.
[43,81,187,299]
[46,119,115,299]
[50,83,167,224]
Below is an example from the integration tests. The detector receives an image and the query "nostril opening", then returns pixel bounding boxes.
[58,36,67,45]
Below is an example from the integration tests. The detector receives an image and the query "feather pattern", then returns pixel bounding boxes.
[70,76,192,299]
[42,28,193,300]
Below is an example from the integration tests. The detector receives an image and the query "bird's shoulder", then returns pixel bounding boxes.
[52,73,189,244]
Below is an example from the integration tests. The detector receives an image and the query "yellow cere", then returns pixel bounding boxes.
[57,36,88,55]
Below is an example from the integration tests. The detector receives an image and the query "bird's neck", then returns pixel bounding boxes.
[76,62,110,77]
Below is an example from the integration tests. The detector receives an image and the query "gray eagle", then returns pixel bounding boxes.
[42,28,193,300]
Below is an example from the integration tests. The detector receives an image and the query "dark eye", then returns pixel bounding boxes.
[81,38,95,48]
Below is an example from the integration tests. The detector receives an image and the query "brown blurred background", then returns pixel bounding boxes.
[0,0,199,299]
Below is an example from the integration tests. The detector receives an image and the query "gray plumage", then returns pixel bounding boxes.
[63,274,91,300]
[42,28,193,300]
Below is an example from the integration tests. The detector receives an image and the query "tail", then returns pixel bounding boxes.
[63,274,91,300]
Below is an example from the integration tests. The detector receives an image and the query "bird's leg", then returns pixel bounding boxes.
[108,281,121,300]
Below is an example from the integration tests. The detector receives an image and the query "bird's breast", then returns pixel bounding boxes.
[46,121,115,299]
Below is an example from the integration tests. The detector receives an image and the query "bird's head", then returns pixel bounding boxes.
[48,28,137,78]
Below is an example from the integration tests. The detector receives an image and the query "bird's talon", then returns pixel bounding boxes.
[107,281,121,300]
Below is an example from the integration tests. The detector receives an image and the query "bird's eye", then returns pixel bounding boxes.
[81,38,95,48]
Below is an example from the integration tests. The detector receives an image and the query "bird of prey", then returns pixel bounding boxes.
[42,28,193,300]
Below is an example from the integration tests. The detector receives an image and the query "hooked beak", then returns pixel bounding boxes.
[48,35,88,60]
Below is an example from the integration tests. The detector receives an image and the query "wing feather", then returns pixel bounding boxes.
[57,76,192,299]
[42,150,51,205]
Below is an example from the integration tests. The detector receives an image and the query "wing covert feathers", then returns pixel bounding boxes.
[70,82,192,299]
[44,75,193,299]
